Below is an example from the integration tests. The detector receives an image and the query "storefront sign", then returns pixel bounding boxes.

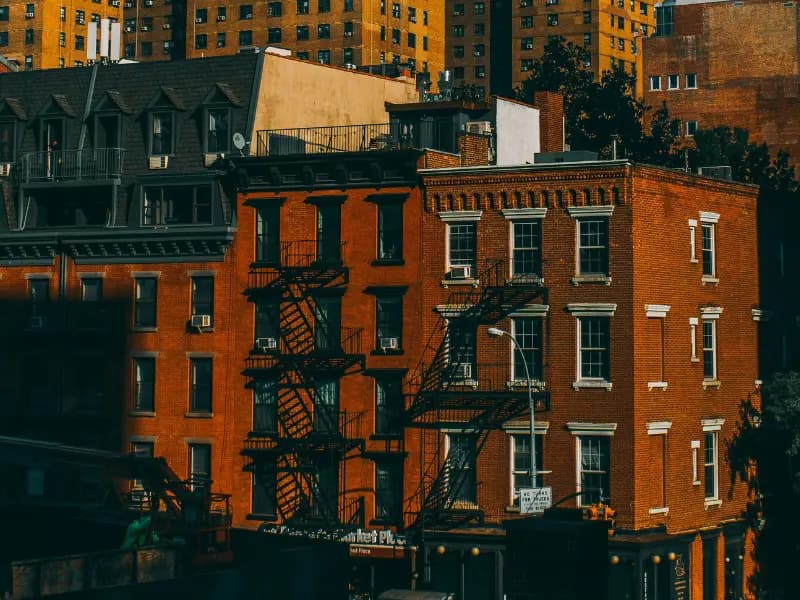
[262,524,408,547]
[519,487,552,514]
[672,553,688,600]
[348,544,408,559]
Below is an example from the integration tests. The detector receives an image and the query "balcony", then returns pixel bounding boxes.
[247,239,348,291]
[255,123,405,156]
[18,148,125,184]
[242,410,365,454]
[244,326,365,372]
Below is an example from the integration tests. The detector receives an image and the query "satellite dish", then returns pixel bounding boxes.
[233,132,246,151]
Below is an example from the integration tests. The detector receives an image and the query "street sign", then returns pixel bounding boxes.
[519,487,552,514]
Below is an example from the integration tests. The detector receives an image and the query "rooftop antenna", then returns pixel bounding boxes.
[233,132,247,157]
[87,21,98,62]
[88,18,120,63]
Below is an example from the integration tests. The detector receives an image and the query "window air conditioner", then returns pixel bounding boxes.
[449,265,471,279]
[380,337,399,350]
[149,155,168,169]
[191,314,212,328]
[0,163,12,177]
[195,17,204,23]
[525,42,533,49]
[344,30,353,36]
[454,363,472,380]
[256,337,278,351]
[29,315,47,330]
[217,15,227,21]
[140,25,151,31]
[244,12,253,19]
[78,18,85,24]
[111,0,120,6]
[163,23,171,29]
[124,25,134,32]
[144,0,154,6]
[26,11,35,18]
[466,121,492,135]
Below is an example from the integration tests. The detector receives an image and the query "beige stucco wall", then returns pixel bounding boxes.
[251,52,419,137]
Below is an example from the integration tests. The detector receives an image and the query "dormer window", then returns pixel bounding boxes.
[206,108,230,155]
[0,120,16,162]
[150,111,174,156]
[94,113,121,148]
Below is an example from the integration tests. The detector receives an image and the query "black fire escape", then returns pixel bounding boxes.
[241,240,367,531]
[405,259,550,530]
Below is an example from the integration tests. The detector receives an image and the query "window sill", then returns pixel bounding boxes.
[370,349,404,356]
[506,275,544,286]
[372,258,405,267]
[246,513,277,522]
[648,381,668,390]
[131,326,157,333]
[185,412,214,418]
[441,278,480,288]
[704,499,722,509]
[573,379,613,391]
[129,410,156,417]
[701,276,719,286]
[506,380,547,391]
[648,506,669,515]
[702,379,721,389]
[570,275,612,286]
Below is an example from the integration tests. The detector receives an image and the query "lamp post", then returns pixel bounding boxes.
[487,327,536,493]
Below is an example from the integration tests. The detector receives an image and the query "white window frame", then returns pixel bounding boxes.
[567,422,616,507]
[439,211,481,282]
[508,304,549,386]
[567,304,616,390]
[667,73,679,89]
[686,121,698,137]
[645,305,670,389]
[502,208,546,282]
[685,73,697,89]
[504,421,550,507]
[700,307,722,386]
[688,218,698,262]
[649,75,661,91]
[647,421,671,514]
[443,430,479,507]
[700,211,719,282]
[689,317,699,362]
[701,419,724,506]
[691,439,701,486]
[568,205,613,284]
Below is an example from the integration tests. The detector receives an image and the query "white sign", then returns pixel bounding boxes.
[519,487,552,514]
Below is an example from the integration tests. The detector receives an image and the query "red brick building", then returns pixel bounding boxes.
[642,0,800,164]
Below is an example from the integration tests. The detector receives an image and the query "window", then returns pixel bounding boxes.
[377,201,403,261]
[134,278,157,328]
[380,0,386,13]
[315,296,341,351]
[474,1,485,14]
[296,25,309,40]
[521,36,533,49]
[703,432,718,500]
[142,185,212,226]
[689,317,699,361]
[253,380,277,433]
[29,278,49,318]
[343,47,354,63]
[446,434,477,504]
[59,32,66,47]
[448,222,476,275]
[701,220,716,277]
[297,51,309,60]
[521,59,533,71]
[0,119,14,161]
[189,443,211,491]
[76,9,85,24]
[149,111,174,156]
[392,2,400,17]
[240,3,253,18]
[667,74,679,89]
[24,56,32,70]
[191,276,214,325]
[408,6,416,21]
[649,75,661,91]
[475,65,485,78]
[583,32,591,46]
[577,436,610,504]
[654,5,673,36]
[617,15,624,28]
[256,204,280,263]
[520,0,532,5]
[216,32,226,47]
[686,121,698,136]
[239,30,253,46]
[618,38,624,51]
[268,2,282,16]
[447,320,476,379]
[376,295,402,351]
[454,46,464,58]
[423,10,428,23]
[318,23,330,39]
[25,3,34,18]
[206,108,230,154]
[0,32,7,47]
[512,318,543,382]
[473,44,484,56]
[81,278,102,302]
[217,7,227,20]
[686,73,697,88]
[195,34,208,49]
[131,441,154,497]
[510,433,543,504]
[133,357,155,412]
[124,43,134,58]
[314,378,339,433]
[474,23,485,35]
[252,462,276,516]
[453,24,464,36]
[702,319,716,380]
[408,32,416,48]
[190,358,212,413]
[195,8,207,23]
[297,0,309,13]
[345,0,354,10]
[547,13,558,26]
[0,7,8,21]
[318,49,330,64]
[375,461,402,522]
[583,11,591,23]
[510,220,541,278]
[375,375,403,435]
[577,218,609,276]
[578,316,610,381]
[344,21,354,36]
[380,26,386,41]
[640,1,648,14]
[24,29,33,44]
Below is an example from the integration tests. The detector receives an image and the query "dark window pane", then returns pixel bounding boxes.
[190,358,213,413]
[375,461,402,521]
[189,443,211,491]
[134,357,155,411]
[192,276,214,324]
[375,376,402,435]
[376,295,402,349]
[134,277,157,328]
[578,218,608,275]
[378,202,403,260]
[256,204,281,263]
[253,380,277,432]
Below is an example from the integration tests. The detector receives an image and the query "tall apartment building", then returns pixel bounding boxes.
[122,0,445,77]
[0,1,122,70]
[445,0,656,99]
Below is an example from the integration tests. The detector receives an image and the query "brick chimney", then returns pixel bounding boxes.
[533,91,565,153]
[458,132,491,167]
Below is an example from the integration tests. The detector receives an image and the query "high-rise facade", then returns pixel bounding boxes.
[445,0,655,99]
[122,0,445,77]
[0,1,123,70]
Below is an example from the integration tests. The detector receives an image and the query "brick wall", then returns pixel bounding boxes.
[457,132,491,167]
[533,91,565,153]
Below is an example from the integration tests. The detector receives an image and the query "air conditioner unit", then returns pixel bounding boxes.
[256,337,278,351]
[29,315,47,330]
[149,155,168,169]
[25,11,35,18]
[78,18,85,24]
[191,314,212,328]
[144,0,154,5]
[195,17,204,23]
[244,12,253,19]
[525,42,533,49]
[449,265,471,279]
[140,25,151,31]
[111,0,120,6]
[124,25,134,32]
[698,166,733,180]
[0,163,12,177]
[380,337,399,350]
[466,121,492,135]
[454,363,472,380]
[344,31,353,36]
[217,15,227,21]
[163,23,171,29]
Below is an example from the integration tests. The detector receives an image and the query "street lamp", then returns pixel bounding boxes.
[487,327,536,493]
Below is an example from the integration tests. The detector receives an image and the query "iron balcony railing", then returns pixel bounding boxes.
[19,148,125,183]
[256,124,397,156]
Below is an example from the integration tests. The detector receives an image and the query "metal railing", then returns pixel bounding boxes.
[256,124,395,156]
[19,148,125,183]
